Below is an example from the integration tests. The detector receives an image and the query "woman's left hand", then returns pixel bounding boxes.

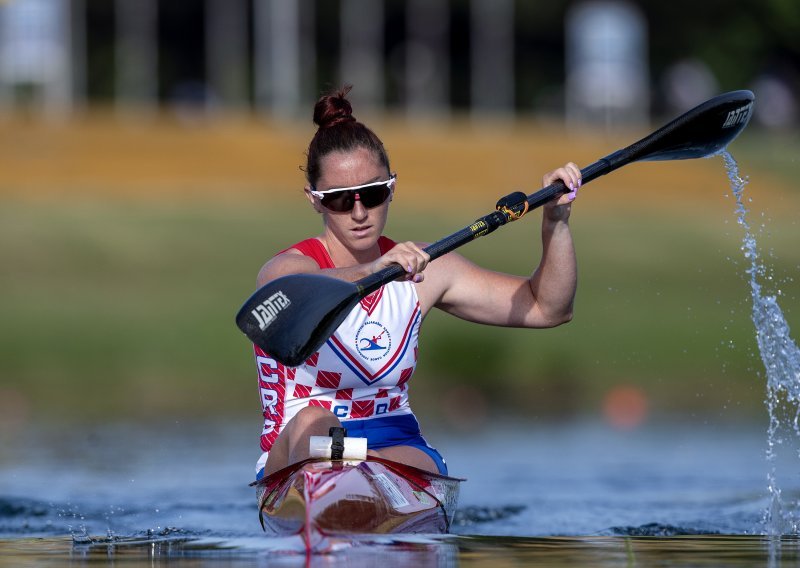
[370,241,431,283]
[542,162,581,222]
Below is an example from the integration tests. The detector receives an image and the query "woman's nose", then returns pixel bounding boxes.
[350,195,368,219]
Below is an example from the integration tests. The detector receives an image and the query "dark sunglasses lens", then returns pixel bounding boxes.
[359,184,391,208]
[321,190,355,212]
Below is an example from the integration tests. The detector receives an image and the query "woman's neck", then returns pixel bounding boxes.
[318,234,381,269]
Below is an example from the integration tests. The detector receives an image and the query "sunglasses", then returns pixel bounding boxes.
[310,174,396,212]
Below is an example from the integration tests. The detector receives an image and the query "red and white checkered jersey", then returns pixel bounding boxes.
[255,237,421,472]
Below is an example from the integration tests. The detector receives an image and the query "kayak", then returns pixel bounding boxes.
[251,456,463,551]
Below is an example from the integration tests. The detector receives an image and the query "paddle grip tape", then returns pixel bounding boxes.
[329,427,347,460]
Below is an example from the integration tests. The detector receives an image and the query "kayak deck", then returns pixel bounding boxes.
[252,456,462,550]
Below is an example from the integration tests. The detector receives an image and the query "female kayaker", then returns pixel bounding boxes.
[254,86,580,480]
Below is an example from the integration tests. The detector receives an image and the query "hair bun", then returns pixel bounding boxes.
[313,85,357,129]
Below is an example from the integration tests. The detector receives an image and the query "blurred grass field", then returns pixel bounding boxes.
[0,114,798,429]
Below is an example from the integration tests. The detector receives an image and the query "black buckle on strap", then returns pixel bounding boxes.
[328,427,347,460]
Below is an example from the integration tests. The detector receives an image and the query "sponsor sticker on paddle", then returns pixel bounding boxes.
[251,291,291,330]
[722,102,753,129]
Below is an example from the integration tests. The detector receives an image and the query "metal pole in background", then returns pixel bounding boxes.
[566,1,648,130]
[253,0,270,114]
[0,5,7,112]
[299,0,316,108]
[69,0,86,113]
[406,0,449,119]
[470,0,514,119]
[255,0,301,118]
[0,0,75,117]
[115,0,158,115]
[206,0,248,111]
[46,0,73,117]
[340,0,384,114]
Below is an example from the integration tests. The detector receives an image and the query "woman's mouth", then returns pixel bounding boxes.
[351,225,372,238]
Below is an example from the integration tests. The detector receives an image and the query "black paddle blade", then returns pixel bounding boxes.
[235,274,361,367]
[628,90,754,163]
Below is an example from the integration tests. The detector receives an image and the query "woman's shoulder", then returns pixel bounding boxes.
[276,237,338,268]
[278,238,325,262]
[256,238,329,287]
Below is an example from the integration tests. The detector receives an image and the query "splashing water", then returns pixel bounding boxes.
[723,151,800,535]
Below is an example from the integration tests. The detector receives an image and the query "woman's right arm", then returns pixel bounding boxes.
[256,251,321,287]
[257,243,430,288]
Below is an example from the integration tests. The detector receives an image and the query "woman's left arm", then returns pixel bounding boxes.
[420,163,581,328]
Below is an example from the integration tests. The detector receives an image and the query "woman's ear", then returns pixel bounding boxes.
[304,185,322,213]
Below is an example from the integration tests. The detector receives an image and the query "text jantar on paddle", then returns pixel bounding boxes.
[722,103,753,129]
[251,291,291,331]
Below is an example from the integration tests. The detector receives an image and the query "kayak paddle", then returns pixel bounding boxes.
[236,90,754,366]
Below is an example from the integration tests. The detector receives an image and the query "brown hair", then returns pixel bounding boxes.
[305,86,390,188]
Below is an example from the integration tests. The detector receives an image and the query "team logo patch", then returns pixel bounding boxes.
[355,320,392,361]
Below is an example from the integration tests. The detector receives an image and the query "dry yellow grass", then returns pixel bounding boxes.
[0,111,792,212]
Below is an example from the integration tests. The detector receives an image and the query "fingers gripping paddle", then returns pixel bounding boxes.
[237,90,754,366]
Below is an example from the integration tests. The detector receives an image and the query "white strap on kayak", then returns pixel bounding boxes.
[309,427,367,460]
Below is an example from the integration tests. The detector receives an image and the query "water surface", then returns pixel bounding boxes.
[0,419,795,565]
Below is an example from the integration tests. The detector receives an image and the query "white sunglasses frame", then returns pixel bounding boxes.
[309,174,396,199]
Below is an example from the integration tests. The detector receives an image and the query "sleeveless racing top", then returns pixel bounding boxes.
[254,237,422,472]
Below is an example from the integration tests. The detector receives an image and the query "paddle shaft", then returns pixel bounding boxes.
[354,156,617,298]
[321,90,757,300]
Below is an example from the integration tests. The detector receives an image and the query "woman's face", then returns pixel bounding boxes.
[306,146,392,254]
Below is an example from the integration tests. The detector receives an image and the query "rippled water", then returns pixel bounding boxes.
[0,419,796,565]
